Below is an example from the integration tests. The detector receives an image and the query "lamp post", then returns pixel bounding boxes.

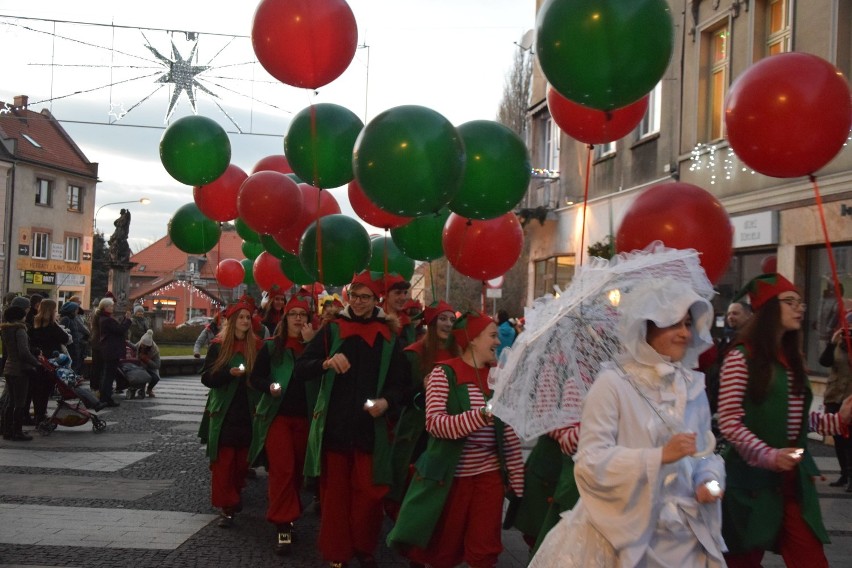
[94,197,151,234]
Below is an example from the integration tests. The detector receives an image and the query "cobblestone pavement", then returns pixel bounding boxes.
[0,375,849,567]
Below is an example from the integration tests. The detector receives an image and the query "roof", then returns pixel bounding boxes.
[129,275,224,304]
[0,101,98,178]
[130,230,246,279]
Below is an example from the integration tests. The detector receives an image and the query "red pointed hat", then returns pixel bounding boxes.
[452,310,494,350]
[382,273,411,295]
[284,295,310,314]
[224,294,257,319]
[423,300,455,326]
[735,273,799,311]
[350,270,383,300]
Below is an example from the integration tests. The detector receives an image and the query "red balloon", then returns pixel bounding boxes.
[442,212,524,281]
[760,255,777,274]
[274,184,341,254]
[348,180,412,230]
[616,182,733,283]
[725,52,852,178]
[547,86,649,145]
[215,258,245,288]
[251,0,358,89]
[252,155,293,175]
[237,171,303,235]
[193,164,247,222]
[253,251,294,292]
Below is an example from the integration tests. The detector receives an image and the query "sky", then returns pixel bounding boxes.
[0,0,536,251]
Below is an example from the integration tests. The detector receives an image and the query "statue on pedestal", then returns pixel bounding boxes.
[108,209,132,264]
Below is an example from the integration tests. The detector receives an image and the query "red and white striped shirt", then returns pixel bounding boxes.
[425,365,524,496]
[548,423,581,455]
[719,349,848,470]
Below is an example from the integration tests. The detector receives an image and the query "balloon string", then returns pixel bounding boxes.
[810,175,852,361]
[429,261,437,302]
[382,231,390,310]
[579,144,593,266]
[480,280,486,314]
[316,189,325,286]
[309,103,321,189]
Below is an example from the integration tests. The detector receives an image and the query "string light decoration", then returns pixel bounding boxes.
[144,279,222,306]
[689,142,755,183]
[531,167,560,179]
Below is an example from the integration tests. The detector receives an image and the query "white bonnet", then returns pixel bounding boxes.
[140,329,154,346]
[616,277,713,368]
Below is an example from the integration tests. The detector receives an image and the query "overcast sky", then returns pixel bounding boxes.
[0,0,535,250]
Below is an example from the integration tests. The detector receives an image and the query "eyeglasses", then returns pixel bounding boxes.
[779,298,807,310]
[349,293,375,302]
[287,311,308,318]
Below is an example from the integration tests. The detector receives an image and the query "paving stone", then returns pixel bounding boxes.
[149,413,203,423]
[143,405,205,413]
[0,473,173,501]
[0,433,149,450]
[0,450,153,472]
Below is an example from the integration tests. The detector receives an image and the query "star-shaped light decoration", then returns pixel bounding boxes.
[144,39,217,122]
[108,102,127,122]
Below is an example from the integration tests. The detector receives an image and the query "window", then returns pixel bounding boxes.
[766,0,791,56]
[805,244,852,373]
[65,236,81,262]
[35,178,52,206]
[534,255,575,299]
[67,185,82,212]
[701,24,729,141]
[536,114,560,174]
[639,82,663,137]
[32,231,50,259]
[594,141,616,160]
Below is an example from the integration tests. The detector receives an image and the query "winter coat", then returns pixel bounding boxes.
[128,315,150,344]
[1,322,41,377]
[99,313,131,361]
[29,321,72,358]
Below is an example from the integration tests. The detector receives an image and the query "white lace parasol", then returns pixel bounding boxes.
[489,242,715,441]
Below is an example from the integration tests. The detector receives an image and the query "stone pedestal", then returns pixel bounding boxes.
[152,302,166,333]
[107,260,137,313]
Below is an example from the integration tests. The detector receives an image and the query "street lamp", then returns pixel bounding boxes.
[94,197,151,233]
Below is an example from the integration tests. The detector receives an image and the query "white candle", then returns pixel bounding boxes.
[364,399,375,409]
[789,448,804,459]
[705,480,721,497]
[238,363,245,372]
[270,383,281,394]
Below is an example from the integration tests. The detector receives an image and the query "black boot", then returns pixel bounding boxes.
[11,430,33,441]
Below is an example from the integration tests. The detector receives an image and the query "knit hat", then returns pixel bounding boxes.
[452,311,494,350]
[350,271,383,300]
[284,295,310,314]
[3,305,26,323]
[140,329,154,346]
[59,301,80,317]
[104,291,116,300]
[423,300,455,326]
[734,273,799,311]
[224,294,257,319]
[133,305,145,314]
[10,296,30,310]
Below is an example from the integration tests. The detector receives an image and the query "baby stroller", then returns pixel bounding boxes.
[37,353,107,434]
[118,343,153,400]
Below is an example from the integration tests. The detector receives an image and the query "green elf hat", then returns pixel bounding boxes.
[452,310,494,350]
[733,273,798,311]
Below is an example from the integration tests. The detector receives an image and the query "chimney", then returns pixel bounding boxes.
[13,95,28,109]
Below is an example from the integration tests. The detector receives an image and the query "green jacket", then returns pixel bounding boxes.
[302,324,397,485]
[248,342,297,466]
[510,435,571,539]
[722,346,828,553]
[387,362,513,551]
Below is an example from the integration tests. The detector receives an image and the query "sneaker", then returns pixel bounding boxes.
[829,475,848,487]
[275,524,293,556]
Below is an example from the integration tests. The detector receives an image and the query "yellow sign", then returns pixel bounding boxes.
[16,258,88,274]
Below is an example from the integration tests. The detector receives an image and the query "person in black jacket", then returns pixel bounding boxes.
[96,298,130,407]
[29,299,72,425]
[1,306,41,440]
[293,271,412,568]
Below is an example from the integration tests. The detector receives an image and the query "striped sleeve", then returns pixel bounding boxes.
[425,366,489,439]
[809,411,850,438]
[718,349,778,470]
[503,425,525,497]
[548,423,581,455]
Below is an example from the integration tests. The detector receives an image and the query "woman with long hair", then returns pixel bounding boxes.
[199,295,261,528]
[386,301,458,513]
[249,295,314,555]
[718,274,852,567]
[29,299,72,424]
[389,311,525,568]
[261,287,288,336]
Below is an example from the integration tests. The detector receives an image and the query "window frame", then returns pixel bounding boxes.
[533,255,575,299]
[699,21,730,142]
[67,185,82,212]
[766,0,792,56]
[35,178,52,207]
[639,82,663,138]
[32,231,50,260]
[65,235,81,262]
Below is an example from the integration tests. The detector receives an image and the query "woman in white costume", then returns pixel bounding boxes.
[530,278,727,568]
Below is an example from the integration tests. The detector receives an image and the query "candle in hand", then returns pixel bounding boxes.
[364,399,376,409]
[704,480,721,497]
[238,364,245,372]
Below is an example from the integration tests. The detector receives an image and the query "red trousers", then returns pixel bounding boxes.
[318,450,389,563]
[724,470,828,568]
[409,469,505,568]
[210,445,249,510]
[265,415,309,525]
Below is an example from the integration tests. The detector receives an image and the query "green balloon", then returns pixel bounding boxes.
[536,0,674,110]
[261,233,287,259]
[299,214,371,286]
[284,103,364,189]
[390,208,450,261]
[160,115,231,185]
[235,218,261,243]
[241,240,264,260]
[449,120,531,220]
[280,251,314,285]
[353,105,464,217]
[167,203,221,254]
[241,258,255,285]
[368,235,415,280]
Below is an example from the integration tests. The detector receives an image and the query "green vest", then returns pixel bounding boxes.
[302,323,396,485]
[248,343,297,466]
[199,352,260,462]
[386,363,514,551]
[722,346,828,552]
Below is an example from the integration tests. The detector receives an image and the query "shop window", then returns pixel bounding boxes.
[534,255,575,299]
[805,244,852,373]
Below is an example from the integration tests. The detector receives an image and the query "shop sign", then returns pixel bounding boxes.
[731,211,777,248]
[24,270,56,285]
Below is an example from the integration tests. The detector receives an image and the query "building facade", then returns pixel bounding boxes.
[0,95,98,306]
[523,0,852,372]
